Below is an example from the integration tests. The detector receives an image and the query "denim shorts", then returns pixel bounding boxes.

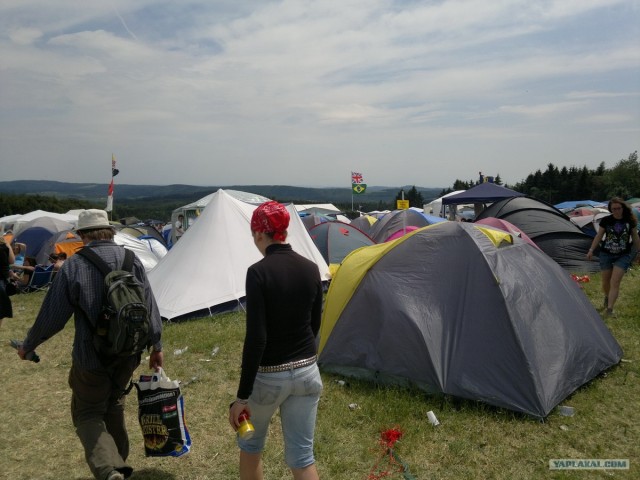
[599,250,636,272]
[238,363,323,469]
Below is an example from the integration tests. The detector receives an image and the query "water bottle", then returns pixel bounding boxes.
[237,411,255,440]
[10,339,40,363]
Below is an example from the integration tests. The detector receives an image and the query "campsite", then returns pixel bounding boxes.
[1,186,639,479]
[1,270,639,479]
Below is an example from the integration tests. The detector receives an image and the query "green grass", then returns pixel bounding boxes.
[1,266,639,479]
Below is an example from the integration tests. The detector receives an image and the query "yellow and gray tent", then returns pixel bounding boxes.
[318,221,622,419]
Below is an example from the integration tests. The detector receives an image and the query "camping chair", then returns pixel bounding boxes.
[22,265,54,293]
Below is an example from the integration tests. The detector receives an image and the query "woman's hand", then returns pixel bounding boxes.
[229,400,251,431]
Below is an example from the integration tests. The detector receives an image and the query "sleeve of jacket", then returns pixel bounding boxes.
[134,259,163,351]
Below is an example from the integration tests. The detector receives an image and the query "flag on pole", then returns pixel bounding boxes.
[351,171,367,194]
[106,179,114,212]
[112,154,119,177]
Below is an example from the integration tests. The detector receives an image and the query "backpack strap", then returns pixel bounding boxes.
[77,247,135,276]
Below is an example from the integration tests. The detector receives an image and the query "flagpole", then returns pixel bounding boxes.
[351,171,354,212]
[106,153,118,220]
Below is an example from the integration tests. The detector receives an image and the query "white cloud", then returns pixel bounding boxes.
[0,0,638,188]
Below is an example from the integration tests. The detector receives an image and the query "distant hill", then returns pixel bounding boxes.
[0,181,444,206]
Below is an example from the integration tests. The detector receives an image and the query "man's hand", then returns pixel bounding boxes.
[149,349,164,372]
[17,345,27,360]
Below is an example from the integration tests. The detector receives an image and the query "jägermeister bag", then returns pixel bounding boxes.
[134,368,191,457]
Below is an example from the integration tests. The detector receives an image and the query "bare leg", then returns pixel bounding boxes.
[292,463,319,480]
[240,451,263,480]
[601,269,612,305]
[607,266,625,311]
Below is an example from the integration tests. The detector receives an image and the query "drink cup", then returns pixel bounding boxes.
[427,410,440,426]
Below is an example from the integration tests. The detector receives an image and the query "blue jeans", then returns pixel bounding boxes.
[599,250,636,272]
[238,363,323,469]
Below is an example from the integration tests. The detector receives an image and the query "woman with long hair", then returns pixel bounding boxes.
[587,197,640,317]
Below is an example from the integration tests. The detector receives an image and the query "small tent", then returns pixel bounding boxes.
[114,231,161,272]
[369,208,445,243]
[11,210,78,235]
[308,221,375,268]
[14,217,75,264]
[349,215,378,236]
[474,217,540,250]
[475,196,599,272]
[149,189,330,321]
[40,230,83,261]
[318,222,622,419]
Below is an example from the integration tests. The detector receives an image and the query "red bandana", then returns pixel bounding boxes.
[251,201,290,241]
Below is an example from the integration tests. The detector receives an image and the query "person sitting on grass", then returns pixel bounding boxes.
[9,256,36,290]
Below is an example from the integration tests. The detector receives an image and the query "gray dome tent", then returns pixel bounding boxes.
[474,196,600,272]
[318,222,622,419]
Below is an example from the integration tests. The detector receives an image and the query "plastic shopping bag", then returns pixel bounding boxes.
[134,367,192,457]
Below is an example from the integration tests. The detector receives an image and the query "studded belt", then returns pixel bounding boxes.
[258,355,317,373]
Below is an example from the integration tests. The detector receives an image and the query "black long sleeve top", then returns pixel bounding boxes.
[237,243,323,399]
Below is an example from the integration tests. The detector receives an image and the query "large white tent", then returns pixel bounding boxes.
[168,189,271,245]
[149,189,330,321]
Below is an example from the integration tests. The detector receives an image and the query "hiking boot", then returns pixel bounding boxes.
[106,471,125,480]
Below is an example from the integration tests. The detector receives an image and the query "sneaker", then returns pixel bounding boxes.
[605,308,616,318]
[107,472,125,480]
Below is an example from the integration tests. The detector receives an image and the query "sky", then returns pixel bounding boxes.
[1,0,639,189]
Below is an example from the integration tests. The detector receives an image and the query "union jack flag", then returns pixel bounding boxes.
[351,171,363,184]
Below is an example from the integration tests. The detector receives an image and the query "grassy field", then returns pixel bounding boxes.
[1,267,639,480]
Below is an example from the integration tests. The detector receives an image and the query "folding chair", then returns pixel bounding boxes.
[23,265,54,293]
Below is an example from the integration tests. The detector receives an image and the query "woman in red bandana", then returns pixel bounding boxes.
[229,201,324,480]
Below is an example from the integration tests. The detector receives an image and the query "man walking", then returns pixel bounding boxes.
[17,209,164,480]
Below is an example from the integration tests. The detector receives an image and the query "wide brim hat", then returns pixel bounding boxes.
[75,209,114,232]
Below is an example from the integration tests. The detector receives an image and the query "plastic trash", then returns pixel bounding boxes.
[182,376,198,386]
[174,346,189,356]
[335,380,346,386]
[558,405,575,417]
[348,403,359,410]
[211,346,220,357]
[427,410,440,426]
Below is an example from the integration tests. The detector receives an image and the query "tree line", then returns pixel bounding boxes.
[439,151,639,206]
[2,152,638,221]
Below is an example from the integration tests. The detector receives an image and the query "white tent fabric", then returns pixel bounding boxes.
[149,189,330,321]
[3,210,79,235]
[295,204,350,224]
[168,189,271,245]
[423,191,465,218]
[114,231,159,272]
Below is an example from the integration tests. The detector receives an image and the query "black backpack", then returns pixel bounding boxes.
[77,247,151,359]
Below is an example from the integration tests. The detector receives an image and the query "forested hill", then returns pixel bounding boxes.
[0,180,442,204]
[0,180,444,220]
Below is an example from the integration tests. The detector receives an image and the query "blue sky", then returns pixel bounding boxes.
[1,0,638,189]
